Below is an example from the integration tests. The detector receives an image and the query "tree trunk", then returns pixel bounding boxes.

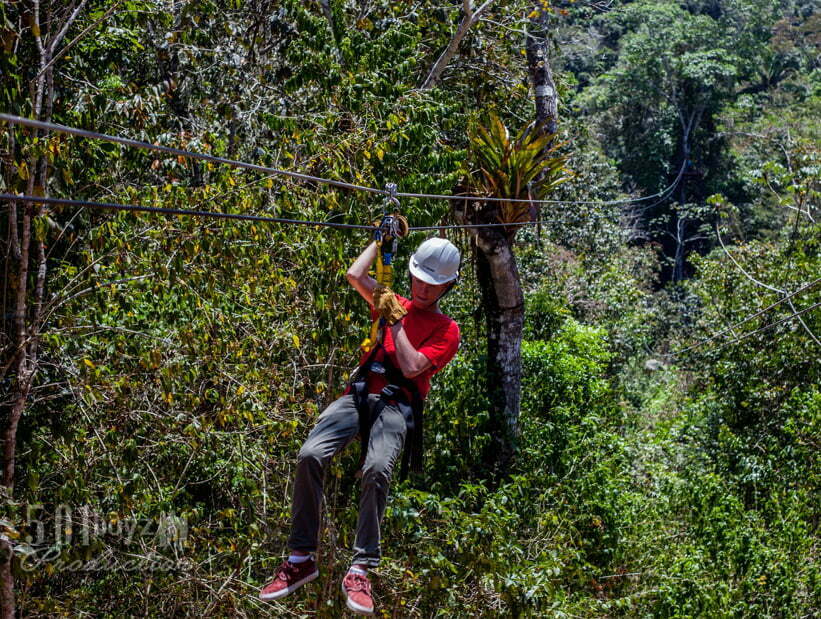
[452,1,559,465]
[0,538,12,619]
[672,123,692,282]
[673,211,687,282]
[454,194,525,463]
[525,8,558,136]
[0,3,77,613]
[0,369,29,619]
[525,1,558,233]
[474,226,524,460]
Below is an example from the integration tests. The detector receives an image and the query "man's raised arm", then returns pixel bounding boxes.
[346,241,379,306]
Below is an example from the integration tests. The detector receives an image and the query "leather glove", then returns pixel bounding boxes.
[373,284,407,325]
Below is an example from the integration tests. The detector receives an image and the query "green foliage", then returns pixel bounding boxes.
[380,312,633,616]
[573,0,801,278]
[467,113,570,225]
[3,0,819,617]
[582,0,740,192]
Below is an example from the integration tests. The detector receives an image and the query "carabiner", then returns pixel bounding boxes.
[385,183,399,208]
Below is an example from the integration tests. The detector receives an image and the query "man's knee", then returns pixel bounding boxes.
[361,458,392,490]
[297,443,326,471]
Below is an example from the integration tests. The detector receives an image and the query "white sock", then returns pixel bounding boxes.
[288,554,310,564]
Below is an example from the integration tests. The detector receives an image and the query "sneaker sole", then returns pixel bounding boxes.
[341,581,374,615]
[259,569,319,601]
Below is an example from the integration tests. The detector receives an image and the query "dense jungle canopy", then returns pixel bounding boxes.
[1,0,819,616]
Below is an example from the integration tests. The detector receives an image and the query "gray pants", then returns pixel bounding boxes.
[287,394,407,567]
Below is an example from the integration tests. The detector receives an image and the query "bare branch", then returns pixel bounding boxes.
[33,0,121,85]
[716,225,821,346]
[42,274,153,322]
[420,0,496,90]
[47,0,88,54]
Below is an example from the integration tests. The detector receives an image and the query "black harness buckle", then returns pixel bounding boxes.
[370,361,386,375]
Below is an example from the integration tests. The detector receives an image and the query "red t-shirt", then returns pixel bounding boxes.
[359,295,460,399]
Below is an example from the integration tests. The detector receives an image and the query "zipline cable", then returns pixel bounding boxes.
[686,300,821,356]
[0,113,688,208]
[664,278,821,358]
[0,113,387,197]
[413,166,686,231]
[398,162,686,205]
[9,189,817,353]
[0,193,376,230]
[620,160,687,215]
[1,192,641,231]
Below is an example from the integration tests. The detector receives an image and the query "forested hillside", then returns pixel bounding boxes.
[1,0,818,616]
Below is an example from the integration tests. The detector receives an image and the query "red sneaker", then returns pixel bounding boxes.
[341,568,374,615]
[259,558,319,601]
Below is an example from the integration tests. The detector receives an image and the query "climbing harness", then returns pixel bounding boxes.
[360,184,409,354]
[350,339,426,480]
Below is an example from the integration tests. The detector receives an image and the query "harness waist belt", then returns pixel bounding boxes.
[350,348,424,480]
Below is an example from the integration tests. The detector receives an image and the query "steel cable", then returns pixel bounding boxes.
[1,192,639,231]
[0,193,376,230]
[690,301,821,355]
[665,278,821,358]
[4,117,815,366]
[0,113,688,208]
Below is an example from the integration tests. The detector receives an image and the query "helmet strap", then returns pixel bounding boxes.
[435,279,458,303]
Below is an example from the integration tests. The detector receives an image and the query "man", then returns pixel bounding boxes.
[260,237,461,615]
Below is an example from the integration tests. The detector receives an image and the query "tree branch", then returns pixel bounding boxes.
[525,5,558,137]
[716,225,821,346]
[419,0,495,90]
[33,0,119,85]
[47,0,87,55]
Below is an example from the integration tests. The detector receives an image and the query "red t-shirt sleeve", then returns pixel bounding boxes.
[418,320,460,373]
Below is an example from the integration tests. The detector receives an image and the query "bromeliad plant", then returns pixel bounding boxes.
[467,112,570,233]
[453,113,571,463]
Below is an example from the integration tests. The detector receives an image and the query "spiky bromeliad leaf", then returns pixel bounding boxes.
[468,112,570,227]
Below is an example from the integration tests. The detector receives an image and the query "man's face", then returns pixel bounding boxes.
[410,275,451,310]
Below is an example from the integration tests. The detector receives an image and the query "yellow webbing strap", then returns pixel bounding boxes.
[359,214,407,353]
[361,241,392,353]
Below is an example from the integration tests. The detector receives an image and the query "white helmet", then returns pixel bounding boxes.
[409,238,460,285]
